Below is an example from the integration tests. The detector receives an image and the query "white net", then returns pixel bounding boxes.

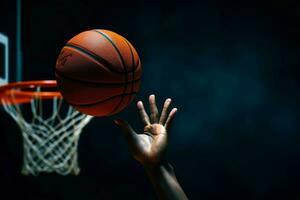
[2,90,93,176]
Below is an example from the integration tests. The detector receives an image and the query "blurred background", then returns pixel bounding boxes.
[1,0,300,199]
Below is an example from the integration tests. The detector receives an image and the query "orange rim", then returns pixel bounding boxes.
[0,80,62,105]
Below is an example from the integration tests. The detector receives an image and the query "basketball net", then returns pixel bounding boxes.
[2,87,93,175]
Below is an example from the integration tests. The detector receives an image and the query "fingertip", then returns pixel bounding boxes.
[113,119,119,125]
[149,94,155,100]
[114,119,123,126]
[166,98,172,103]
[114,119,130,130]
[137,101,143,108]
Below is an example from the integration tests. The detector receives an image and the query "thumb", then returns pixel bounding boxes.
[114,119,142,158]
[114,119,137,138]
[114,119,134,133]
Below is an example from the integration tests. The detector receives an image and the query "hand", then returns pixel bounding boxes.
[114,94,178,167]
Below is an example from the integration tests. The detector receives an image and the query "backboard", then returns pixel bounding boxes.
[0,0,22,85]
[0,33,9,85]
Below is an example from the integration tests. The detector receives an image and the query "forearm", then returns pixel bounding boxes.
[145,163,188,200]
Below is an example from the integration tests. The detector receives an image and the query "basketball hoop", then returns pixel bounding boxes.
[0,80,93,175]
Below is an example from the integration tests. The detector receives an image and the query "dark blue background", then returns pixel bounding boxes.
[1,0,300,199]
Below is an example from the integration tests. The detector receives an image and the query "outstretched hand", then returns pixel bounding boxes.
[115,95,188,200]
[114,94,177,167]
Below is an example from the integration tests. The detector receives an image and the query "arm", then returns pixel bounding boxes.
[145,162,188,200]
[115,94,188,200]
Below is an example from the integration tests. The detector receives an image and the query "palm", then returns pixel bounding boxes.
[116,95,177,166]
[134,124,167,164]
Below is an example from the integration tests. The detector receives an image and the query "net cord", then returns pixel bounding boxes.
[2,88,93,175]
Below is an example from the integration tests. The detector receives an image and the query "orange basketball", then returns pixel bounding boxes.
[55,29,142,116]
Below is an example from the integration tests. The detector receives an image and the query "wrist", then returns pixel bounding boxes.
[143,161,175,177]
[143,160,167,170]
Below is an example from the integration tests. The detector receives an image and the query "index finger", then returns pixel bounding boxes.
[137,101,151,126]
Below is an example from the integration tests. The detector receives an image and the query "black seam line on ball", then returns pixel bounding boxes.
[55,70,141,87]
[124,39,136,106]
[69,92,138,107]
[124,38,140,72]
[93,30,126,70]
[65,43,138,74]
[93,30,129,115]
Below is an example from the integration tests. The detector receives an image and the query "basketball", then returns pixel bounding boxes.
[55,29,142,116]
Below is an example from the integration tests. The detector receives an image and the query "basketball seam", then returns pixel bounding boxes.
[93,30,129,115]
[69,92,138,107]
[55,70,141,86]
[124,39,140,71]
[64,43,139,74]
[125,41,141,104]
[93,30,126,70]
[124,39,136,106]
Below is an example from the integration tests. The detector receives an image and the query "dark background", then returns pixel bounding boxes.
[1,0,300,199]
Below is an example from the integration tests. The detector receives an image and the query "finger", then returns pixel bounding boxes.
[159,98,172,124]
[114,119,139,144]
[149,94,159,123]
[165,108,178,131]
[137,101,150,125]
